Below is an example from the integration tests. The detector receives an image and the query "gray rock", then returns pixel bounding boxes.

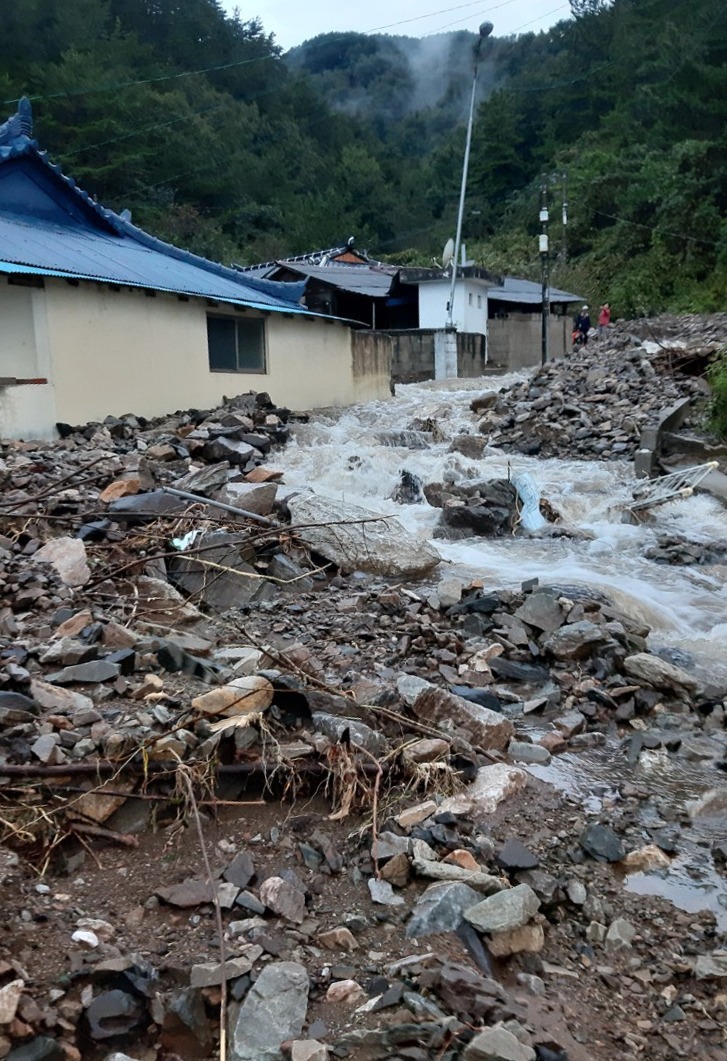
[215,481,277,516]
[201,437,256,465]
[514,590,565,633]
[288,494,441,578]
[517,870,562,907]
[34,536,90,587]
[368,878,405,906]
[374,832,411,861]
[465,883,540,935]
[45,660,121,684]
[6,1038,65,1061]
[496,840,539,871]
[406,882,481,939]
[224,852,256,889]
[623,652,700,696]
[311,712,387,755]
[566,880,587,905]
[259,876,306,924]
[508,740,551,765]
[171,461,231,496]
[580,823,625,863]
[605,918,636,951]
[228,961,309,1061]
[463,1027,536,1060]
[694,952,727,979]
[190,956,253,987]
[542,620,612,660]
[0,691,39,724]
[403,677,513,752]
[31,734,64,764]
[167,530,270,612]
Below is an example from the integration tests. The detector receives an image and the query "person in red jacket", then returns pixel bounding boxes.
[598,303,611,338]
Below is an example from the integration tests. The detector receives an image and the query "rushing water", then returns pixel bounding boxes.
[281,376,727,673]
[278,376,727,926]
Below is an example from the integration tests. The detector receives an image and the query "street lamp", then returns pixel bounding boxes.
[446,21,493,332]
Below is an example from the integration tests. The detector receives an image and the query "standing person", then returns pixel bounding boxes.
[598,302,611,338]
[574,305,591,345]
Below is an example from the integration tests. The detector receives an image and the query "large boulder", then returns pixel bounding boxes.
[228,961,309,1061]
[288,494,440,578]
[397,676,512,752]
[623,652,700,696]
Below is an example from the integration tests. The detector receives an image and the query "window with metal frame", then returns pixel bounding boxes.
[207,315,266,373]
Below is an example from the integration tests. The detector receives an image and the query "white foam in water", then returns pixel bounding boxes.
[280,378,727,672]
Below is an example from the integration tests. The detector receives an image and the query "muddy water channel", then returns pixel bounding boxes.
[278,377,727,928]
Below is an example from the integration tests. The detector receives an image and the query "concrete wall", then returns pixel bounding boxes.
[0,279,391,439]
[457,332,488,377]
[350,331,393,400]
[418,279,489,334]
[488,314,569,369]
[375,329,488,383]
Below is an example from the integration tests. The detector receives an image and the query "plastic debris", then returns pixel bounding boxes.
[512,472,547,532]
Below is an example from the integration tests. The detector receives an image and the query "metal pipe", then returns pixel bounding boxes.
[163,486,278,527]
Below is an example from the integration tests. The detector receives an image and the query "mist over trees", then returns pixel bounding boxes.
[1,0,725,313]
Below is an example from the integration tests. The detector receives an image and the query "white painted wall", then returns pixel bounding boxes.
[417,278,489,335]
[0,280,57,439]
[0,282,38,376]
[0,279,391,439]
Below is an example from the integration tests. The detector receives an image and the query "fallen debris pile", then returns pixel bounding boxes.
[1,386,727,1061]
[477,317,716,461]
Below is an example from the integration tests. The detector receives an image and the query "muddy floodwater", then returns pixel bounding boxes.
[277,376,727,927]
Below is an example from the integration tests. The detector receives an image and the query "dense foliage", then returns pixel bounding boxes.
[1,0,726,314]
[708,349,727,439]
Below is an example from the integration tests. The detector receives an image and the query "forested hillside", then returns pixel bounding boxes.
[1,0,725,314]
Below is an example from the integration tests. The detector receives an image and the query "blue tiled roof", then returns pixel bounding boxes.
[0,99,307,313]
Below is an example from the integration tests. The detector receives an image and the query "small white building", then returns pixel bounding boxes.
[415,269,493,335]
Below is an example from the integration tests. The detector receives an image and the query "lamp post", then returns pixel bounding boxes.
[446,21,493,332]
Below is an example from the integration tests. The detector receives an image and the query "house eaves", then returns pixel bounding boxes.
[268,261,396,299]
[489,276,582,304]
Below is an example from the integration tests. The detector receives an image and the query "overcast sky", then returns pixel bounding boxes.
[224,1,573,51]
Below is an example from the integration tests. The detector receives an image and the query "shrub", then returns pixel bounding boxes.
[707,347,727,439]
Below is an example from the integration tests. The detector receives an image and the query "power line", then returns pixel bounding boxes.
[0,0,534,107]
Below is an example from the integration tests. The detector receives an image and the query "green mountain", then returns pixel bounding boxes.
[0,0,725,314]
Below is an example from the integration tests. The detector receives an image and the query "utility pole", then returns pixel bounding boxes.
[561,171,568,264]
[446,21,493,333]
[539,179,550,366]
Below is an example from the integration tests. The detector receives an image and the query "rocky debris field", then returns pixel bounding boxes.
[1,372,727,1060]
[476,314,727,462]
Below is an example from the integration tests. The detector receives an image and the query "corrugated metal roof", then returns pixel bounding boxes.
[0,260,314,315]
[0,212,307,310]
[276,262,395,298]
[488,276,582,304]
[0,99,309,314]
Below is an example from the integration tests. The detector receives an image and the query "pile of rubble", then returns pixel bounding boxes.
[1,387,727,1060]
[644,534,727,567]
[476,318,720,462]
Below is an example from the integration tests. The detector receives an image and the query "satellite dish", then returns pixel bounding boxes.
[442,238,455,270]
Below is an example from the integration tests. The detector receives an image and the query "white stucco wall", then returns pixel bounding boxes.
[417,278,489,335]
[0,280,58,439]
[0,279,390,438]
